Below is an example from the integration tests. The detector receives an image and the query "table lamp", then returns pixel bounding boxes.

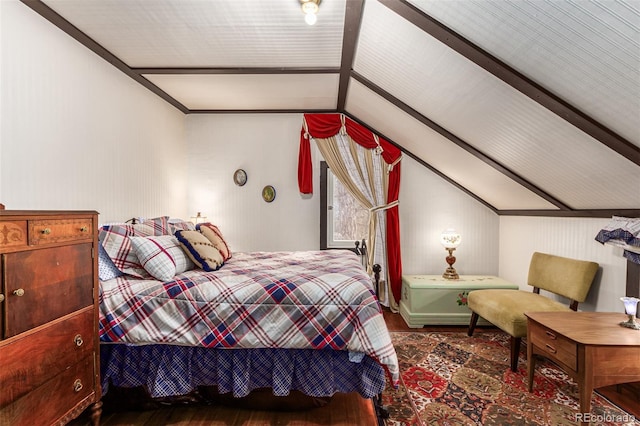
[440,229,461,280]
[191,212,207,224]
[620,297,640,330]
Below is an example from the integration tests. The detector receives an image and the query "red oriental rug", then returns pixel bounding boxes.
[383,331,639,426]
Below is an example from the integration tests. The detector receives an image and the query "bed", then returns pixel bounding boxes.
[96,217,399,416]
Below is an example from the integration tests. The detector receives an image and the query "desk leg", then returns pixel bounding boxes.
[527,344,535,392]
[577,346,592,426]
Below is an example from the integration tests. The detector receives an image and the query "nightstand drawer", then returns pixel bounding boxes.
[28,218,93,245]
[530,322,577,370]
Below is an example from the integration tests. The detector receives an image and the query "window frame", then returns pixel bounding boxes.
[320,161,368,252]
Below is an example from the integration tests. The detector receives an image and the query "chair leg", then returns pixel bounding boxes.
[468,312,479,336]
[510,336,521,372]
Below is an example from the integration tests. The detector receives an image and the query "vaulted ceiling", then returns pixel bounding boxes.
[22,0,640,216]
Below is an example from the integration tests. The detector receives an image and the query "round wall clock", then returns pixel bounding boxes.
[233,169,247,186]
[262,185,276,203]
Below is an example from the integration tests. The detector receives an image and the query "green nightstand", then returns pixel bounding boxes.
[399,275,519,327]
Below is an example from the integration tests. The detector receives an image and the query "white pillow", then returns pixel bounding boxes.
[130,235,195,281]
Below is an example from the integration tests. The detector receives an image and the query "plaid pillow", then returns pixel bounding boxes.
[130,235,195,281]
[168,218,196,234]
[99,220,167,278]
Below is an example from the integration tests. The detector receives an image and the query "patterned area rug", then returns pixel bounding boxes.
[383,331,639,426]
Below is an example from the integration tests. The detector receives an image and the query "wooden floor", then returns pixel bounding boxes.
[79,392,376,426]
[69,309,640,425]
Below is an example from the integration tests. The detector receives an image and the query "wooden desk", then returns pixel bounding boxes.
[526,311,640,424]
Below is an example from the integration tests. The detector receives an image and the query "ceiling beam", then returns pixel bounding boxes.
[20,0,189,114]
[497,209,640,218]
[344,112,498,212]
[133,67,339,75]
[189,108,335,114]
[351,72,572,210]
[337,0,365,111]
[379,0,640,168]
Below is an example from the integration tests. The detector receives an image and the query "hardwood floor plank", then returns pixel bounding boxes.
[74,392,376,426]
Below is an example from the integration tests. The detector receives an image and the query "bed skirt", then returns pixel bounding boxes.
[100,344,386,400]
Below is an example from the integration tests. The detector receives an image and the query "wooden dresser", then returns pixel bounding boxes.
[0,210,102,426]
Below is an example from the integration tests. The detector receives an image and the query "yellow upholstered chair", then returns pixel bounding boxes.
[467,252,599,371]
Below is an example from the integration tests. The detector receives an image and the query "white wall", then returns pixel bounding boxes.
[186,113,319,252]
[499,216,628,313]
[0,1,187,223]
[186,114,500,275]
[400,157,499,276]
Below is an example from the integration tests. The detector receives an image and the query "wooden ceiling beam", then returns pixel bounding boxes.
[344,112,498,212]
[351,72,571,210]
[20,0,189,114]
[337,0,365,111]
[497,209,640,218]
[379,0,640,167]
[133,67,339,75]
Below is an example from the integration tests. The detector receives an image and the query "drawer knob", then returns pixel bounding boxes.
[80,226,88,232]
[0,293,4,303]
[545,344,557,354]
[73,379,83,393]
[13,288,25,297]
[74,334,84,347]
[41,228,51,235]
[545,330,557,340]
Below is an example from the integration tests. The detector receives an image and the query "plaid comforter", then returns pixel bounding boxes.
[99,250,399,386]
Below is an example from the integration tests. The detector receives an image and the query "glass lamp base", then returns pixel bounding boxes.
[620,315,640,330]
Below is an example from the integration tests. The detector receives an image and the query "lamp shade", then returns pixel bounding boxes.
[440,229,461,249]
[621,296,640,316]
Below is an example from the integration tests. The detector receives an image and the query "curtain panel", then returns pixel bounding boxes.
[298,113,403,304]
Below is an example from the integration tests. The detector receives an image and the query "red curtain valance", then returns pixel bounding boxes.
[298,114,401,194]
[298,113,403,304]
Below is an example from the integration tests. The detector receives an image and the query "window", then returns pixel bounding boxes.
[320,162,369,250]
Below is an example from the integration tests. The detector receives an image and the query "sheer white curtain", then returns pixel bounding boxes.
[315,132,394,307]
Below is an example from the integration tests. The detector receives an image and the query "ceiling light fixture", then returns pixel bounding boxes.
[300,0,321,25]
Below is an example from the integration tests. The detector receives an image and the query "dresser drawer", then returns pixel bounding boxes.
[0,356,94,426]
[0,308,94,406]
[530,322,577,370]
[0,221,27,249]
[28,218,93,246]
[3,243,93,337]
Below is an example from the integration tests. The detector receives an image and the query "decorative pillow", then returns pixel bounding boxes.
[197,223,232,261]
[175,230,224,272]
[130,235,195,281]
[99,221,166,278]
[98,243,123,281]
[139,216,170,235]
[168,218,196,234]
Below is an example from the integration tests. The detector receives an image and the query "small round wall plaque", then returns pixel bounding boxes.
[262,185,276,203]
[233,169,247,186]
